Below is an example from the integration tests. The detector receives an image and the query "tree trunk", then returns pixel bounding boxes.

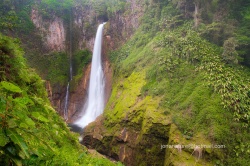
[194,2,199,28]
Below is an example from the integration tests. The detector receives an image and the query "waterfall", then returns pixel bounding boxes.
[63,9,73,120]
[64,82,69,120]
[69,8,73,81]
[74,23,106,128]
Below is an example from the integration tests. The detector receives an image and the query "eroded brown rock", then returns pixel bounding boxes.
[66,64,91,123]
[81,114,171,166]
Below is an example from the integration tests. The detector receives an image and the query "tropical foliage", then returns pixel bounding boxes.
[108,0,250,165]
[0,0,249,165]
[0,34,120,165]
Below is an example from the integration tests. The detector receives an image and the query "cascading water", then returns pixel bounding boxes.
[63,9,73,120]
[74,23,106,128]
[64,82,69,120]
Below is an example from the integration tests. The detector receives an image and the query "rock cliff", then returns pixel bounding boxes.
[31,8,66,51]
[29,0,144,121]
[106,0,144,49]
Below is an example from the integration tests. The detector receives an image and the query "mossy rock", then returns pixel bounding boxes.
[164,124,223,166]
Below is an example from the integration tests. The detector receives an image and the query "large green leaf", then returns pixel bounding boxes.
[32,96,43,105]
[13,97,34,107]
[6,129,30,159]
[25,117,35,127]
[1,81,22,93]
[31,112,49,122]
[8,118,18,128]
[11,158,22,166]
[0,128,9,147]
[20,123,29,129]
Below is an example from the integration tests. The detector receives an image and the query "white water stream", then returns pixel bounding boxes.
[63,82,69,120]
[74,23,106,128]
[63,11,73,121]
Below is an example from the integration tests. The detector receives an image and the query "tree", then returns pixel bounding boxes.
[222,37,238,64]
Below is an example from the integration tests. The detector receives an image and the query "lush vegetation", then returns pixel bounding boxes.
[38,0,73,21]
[41,0,74,11]
[26,52,70,87]
[76,0,126,20]
[0,0,35,33]
[0,33,121,165]
[0,0,128,86]
[68,49,92,91]
[72,49,92,76]
[230,0,250,66]
[0,0,249,165]
[107,0,250,165]
[38,0,126,21]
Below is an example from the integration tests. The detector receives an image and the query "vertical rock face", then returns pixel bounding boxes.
[48,85,66,118]
[67,64,91,123]
[29,5,98,120]
[31,8,66,51]
[128,0,144,30]
[73,5,97,51]
[45,81,53,101]
[46,17,65,51]
[30,8,66,118]
[107,0,144,49]
[103,35,113,105]
[71,0,143,52]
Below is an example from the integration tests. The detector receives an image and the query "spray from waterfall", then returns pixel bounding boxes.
[74,23,106,128]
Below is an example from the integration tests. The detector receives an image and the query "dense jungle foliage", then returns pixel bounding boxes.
[0,0,250,165]
[107,0,250,165]
[0,0,125,88]
[0,34,121,165]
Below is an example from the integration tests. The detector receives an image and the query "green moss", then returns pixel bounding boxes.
[165,124,215,166]
[72,49,92,77]
[105,10,249,164]
[26,51,70,87]
[140,97,171,134]
[104,71,146,128]
[102,70,171,165]
[69,49,92,91]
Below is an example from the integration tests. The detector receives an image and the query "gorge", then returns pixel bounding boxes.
[0,0,250,166]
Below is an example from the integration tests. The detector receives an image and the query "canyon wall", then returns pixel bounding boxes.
[106,0,144,49]
[30,5,98,118]
[31,8,66,51]
[29,0,145,126]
